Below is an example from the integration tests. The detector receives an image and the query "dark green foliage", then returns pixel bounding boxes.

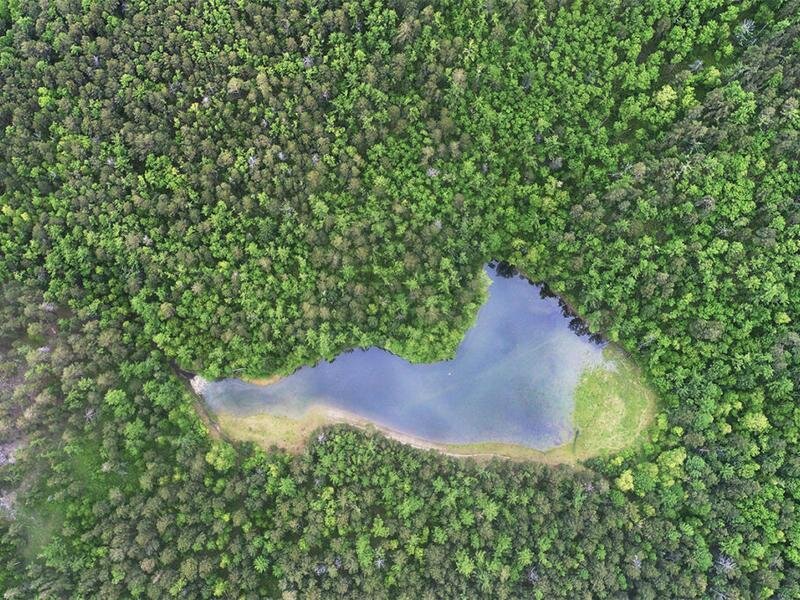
[1,0,799,598]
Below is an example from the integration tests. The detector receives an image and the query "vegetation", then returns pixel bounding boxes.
[570,347,658,460]
[1,0,799,598]
[215,405,340,454]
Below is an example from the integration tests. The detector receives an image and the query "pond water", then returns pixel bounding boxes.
[199,263,618,450]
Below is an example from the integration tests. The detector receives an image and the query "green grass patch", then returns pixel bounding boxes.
[17,434,128,561]
[569,346,658,459]
[18,503,63,562]
[216,407,335,453]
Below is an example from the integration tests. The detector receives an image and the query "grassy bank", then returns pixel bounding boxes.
[569,345,658,459]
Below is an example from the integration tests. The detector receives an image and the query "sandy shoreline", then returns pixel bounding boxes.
[213,402,580,463]
[242,374,282,386]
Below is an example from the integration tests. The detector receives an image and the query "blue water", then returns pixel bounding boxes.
[200,264,613,450]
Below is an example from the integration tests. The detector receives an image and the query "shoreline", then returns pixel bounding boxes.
[213,402,582,464]
[187,344,656,464]
[242,374,282,386]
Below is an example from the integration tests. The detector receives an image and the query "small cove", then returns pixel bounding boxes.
[195,263,654,456]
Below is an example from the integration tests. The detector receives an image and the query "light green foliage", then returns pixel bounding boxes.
[205,442,236,472]
[654,84,678,110]
[616,469,635,492]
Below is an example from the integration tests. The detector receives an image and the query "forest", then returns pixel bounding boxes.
[1,0,799,597]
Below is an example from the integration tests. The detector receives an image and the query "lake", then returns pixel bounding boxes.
[197,262,622,451]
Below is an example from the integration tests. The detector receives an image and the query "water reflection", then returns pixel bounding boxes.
[199,263,613,450]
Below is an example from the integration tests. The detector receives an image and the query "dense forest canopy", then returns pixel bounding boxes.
[1,0,799,598]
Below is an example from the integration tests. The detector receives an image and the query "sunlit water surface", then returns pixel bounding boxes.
[200,264,615,450]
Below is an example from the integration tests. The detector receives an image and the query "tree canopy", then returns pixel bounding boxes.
[1,0,799,597]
